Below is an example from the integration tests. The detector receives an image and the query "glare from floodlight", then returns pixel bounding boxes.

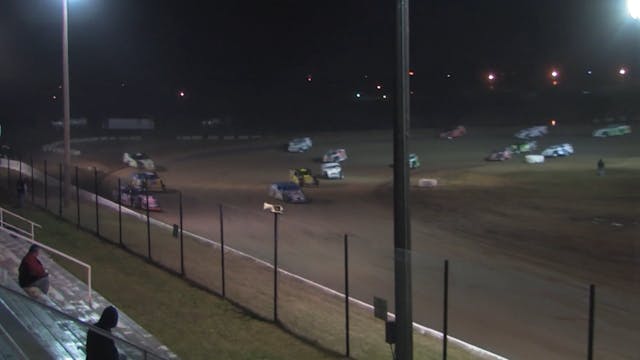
[551,70,559,78]
[629,0,640,20]
[487,74,495,81]
[355,92,361,98]
[587,70,593,75]
[619,67,627,75]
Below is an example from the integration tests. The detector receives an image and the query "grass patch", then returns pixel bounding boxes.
[0,197,485,359]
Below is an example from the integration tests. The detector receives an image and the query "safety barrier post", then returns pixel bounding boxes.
[587,284,595,360]
[118,178,122,247]
[58,163,62,216]
[44,160,48,209]
[443,259,449,360]
[220,204,225,297]
[94,167,99,236]
[344,233,350,357]
[75,166,80,227]
[179,191,184,275]
[146,188,151,260]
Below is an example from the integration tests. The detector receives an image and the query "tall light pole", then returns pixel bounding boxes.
[62,0,71,206]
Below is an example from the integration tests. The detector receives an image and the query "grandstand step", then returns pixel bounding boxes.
[0,298,54,360]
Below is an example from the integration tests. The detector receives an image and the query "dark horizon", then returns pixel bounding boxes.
[2,0,640,132]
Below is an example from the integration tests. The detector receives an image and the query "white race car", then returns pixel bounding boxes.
[123,152,155,170]
[541,143,574,157]
[515,126,548,139]
[287,137,312,152]
[321,162,343,179]
[592,124,631,137]
[322,149,348,163]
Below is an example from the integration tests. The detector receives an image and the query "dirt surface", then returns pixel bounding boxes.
[51,125,639,359]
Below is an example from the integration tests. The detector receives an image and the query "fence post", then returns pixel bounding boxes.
[344,233,350,358]
[118,178,122,247]
[220,204,225,298]
[58,162,62,216]
[443,259,449,360]
[75,166,80,227]
[179,191,184,276]
[94,167,99,236]
[146,188,151,260]
[587,284,595,360]
[30,156,34,203]
[273,212,279,323]
[44,160,48,209]
[7,158,10,192]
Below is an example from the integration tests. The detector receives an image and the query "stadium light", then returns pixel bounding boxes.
[629,0,640,20]
[487,73,495,81]
[551,70,559,78]
[618,67,628,76]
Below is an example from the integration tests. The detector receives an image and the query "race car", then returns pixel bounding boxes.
[123,152,155,170]
[114,185,161,211]
[509,140,537,154]
[321,162,343,179]
[268,182,309,203]
[486,149,512,161]
[322,149,348,163]
[287,137,312,152]
[290,168,319,186]
[541,143,574,157]
[439,125,466,139]
[515,126,547,139]
[409,153,420,169]
[130,171,166,192]
[592,124,631,137]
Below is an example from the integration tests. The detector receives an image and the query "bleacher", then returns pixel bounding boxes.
[0,208,177,359]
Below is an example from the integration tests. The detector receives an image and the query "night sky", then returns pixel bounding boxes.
[2,0,639,130]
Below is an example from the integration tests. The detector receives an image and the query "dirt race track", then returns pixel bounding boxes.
[69,124,639,359]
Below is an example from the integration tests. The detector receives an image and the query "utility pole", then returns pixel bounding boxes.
[393,0,413,358]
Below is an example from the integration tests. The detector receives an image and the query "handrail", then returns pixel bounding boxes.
[0,207,43,240]
[0,208,92,306]
[0,283,168,360]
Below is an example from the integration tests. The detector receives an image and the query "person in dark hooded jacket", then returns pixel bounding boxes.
[86,306,123,360]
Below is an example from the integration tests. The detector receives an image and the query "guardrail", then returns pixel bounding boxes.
[0,206,93,305]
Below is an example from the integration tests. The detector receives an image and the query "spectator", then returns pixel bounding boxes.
[86,306,124,360]
[18,244,49,295]
[597,158,605,176]
[16,178,27,208]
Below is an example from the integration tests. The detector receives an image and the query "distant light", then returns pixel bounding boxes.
[446,73,452,78]
[355,93,361,98]
[382,94,388,99]
[364,74,369,79]
[120,82,126,87]
[619,67,627,75]
[52,95,57,100]
[629,0,640,20]
[410,90,414,95]
[487,74,495,81]
[552,80,558,86]
[586,70,593,75]
[551,70,559,78]
[306,74,313,82]
[376,84,382,90]
[179,91,185,97]
[408,70,415,76]
[550,119,557,126]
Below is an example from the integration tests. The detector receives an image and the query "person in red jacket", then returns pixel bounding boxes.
[18,245,49,295]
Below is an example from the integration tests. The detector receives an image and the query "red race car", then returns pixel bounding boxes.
[439,125,466,139]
